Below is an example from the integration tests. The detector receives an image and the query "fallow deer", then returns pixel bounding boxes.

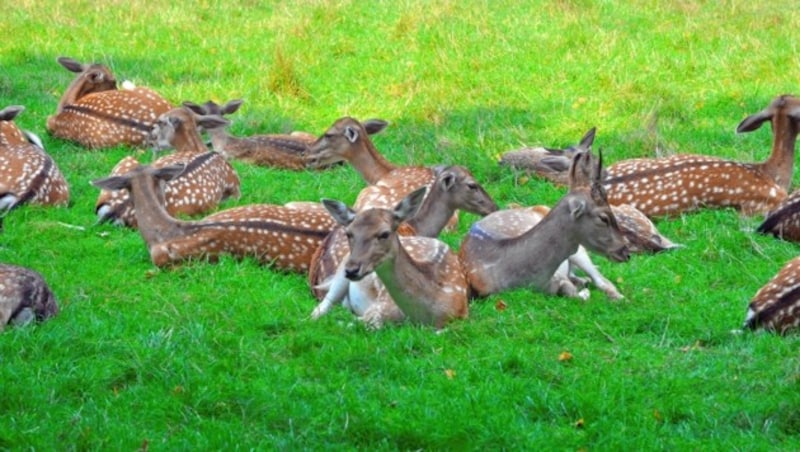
[756,189,800,242]
[92,163,337,270]
[95,107,240,227]
[183,99,321,170]
[46,56,173,149]
[460,151,630,299]
[322,187,469,329]
[309,165,498,327]
[743,256,800,335]
[605,95,800,217]
[0,105,70,211]
[0,264,59,331]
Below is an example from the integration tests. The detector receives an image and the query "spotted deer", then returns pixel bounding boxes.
[321,187,468,329]
[756,190,800,242]
[0,105,70,211]
[460,151,630,299]
[743,256,800,335]
[0,263,59,331]
[604,95,800,217]
[95,107,240,227]
[92,163,337,270]
[309,165,497,327]
[182,99,321,170]
[46,56,173,149]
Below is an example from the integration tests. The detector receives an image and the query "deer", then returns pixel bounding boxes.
[0,105,70,211]
[321,187,468,329]
[756,190,800,242]
[743,256,800,335]
[309,165,498,327]
[0,263,59,331]
[92,163,338,270]
[95,107,241,227]
[182,99,324,170]
[460,151,630,300]
[605,95,800,217]
[46,56,173,149]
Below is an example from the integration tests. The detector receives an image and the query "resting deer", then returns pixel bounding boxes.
[460,151,630,299]
[183,99,321,170]
[95,107,240,227]
[0,263,59,331]
[743,256,800,335]
[322,187,468,329]
[92,163,337,270]
[46,56,173,149]
[0,105,70,211]
[309,165,497,327]
[605,95,800,217]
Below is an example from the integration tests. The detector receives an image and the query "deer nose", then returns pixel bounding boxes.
[344,264,362,281]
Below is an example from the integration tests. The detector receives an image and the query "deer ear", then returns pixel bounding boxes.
[394,187,427,223]
[568,197,587,219]
[321,199,356,226]
[344,126,359,143]
[578,127,597,150]
[154,164,186,182]
[0,105,24,121]
[439,170,457,191]
[58,57,85,73]
[737,109,771,133]
[182,101,205,115]
[91,175,130,191]
[222,99,244,114]
[197,115,230,131]
[363,119,388,135]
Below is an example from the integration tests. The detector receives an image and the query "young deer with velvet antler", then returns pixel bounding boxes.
[46,56,173,149]
[93,163,337,270]
[95,107,240,227]
[321,187,468,329]
[0,105,69,211]
[743,256,800,335]
[309,165,497,327]
[0,263,59,331]
[183,99,320,170]
[605,95,800,217]
[460,151,630,299]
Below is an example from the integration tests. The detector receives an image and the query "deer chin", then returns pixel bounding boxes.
[607,246,631,263]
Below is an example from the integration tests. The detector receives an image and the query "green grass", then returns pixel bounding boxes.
[2,0,800,449]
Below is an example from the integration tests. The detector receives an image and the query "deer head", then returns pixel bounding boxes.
[306,117,389,169]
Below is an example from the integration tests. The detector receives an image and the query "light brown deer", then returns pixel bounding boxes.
[309,165,498,327]
[0,105,70,211]
[95,107,240,227]
[92,163,337,270]
[604,95,800,217]
[0,264,59,331]
[46,56,173,149]
[183,99,322,170]
[460,151,630,299]
[743,256,800,335]
[756,190,800,242]
[321,187,468,329]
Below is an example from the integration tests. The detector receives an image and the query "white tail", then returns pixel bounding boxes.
[0,264,59,331]
[95,107,241,227]
[320,188,469,329]
[92,163,337,270]
[46,56,173,149]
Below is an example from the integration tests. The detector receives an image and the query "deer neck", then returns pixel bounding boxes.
[759,118,799,191]
[351,142,396,184]
[373,237,436,324]
[206,128,233,154]
[405,188,453,238]
[128,178,186,245]
[173,124,209,155]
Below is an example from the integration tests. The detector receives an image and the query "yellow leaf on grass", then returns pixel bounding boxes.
[444,369,456,379]
[558,351,573,362]
[495,299,507,311]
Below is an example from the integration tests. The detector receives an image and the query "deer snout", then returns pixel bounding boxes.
[344,263,365,281]
[610,245,631,263]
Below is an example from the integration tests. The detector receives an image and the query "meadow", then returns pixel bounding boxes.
[2,0,800,449]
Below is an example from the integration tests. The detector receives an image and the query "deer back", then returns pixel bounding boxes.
[0,264,59,331]
[499,127,598,186]
[744,256,800,334]
[0,106,30,147]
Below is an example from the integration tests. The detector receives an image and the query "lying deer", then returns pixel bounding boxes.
[182,99,322,170]
[0,105,70,211]
[95,107,240,227]
[0,263,59,331]
[460,151,630,299]
[321,187,468,329]
[93,163,337,270]
[756,190,800,242]
[606,95,800,217]
[743,256,800,334]
[47,56,173,149]
[309,165,498,327]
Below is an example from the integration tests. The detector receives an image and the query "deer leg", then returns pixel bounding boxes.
[548,261,590,300]
[311,266,350,320]
[361,300,406,329]
[567,247,624,300]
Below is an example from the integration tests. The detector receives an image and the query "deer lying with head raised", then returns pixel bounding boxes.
[309,165,497,327]
[93,163,337,270]
[0,105,70,211]
[321,187,468,329]
[46,56,173,149]
[0,263,59,331]
[182,99,323,170]
[95,107,240,227]
[460,151,630,299]
[743,256,800,335]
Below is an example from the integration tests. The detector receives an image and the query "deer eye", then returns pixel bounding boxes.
[598,214,610,225]
[345,231,354,241]
[377,231,391,240]
[467,183,479,190]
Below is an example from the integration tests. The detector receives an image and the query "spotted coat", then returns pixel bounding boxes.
[0,263,59,331]
[745,257,800,334]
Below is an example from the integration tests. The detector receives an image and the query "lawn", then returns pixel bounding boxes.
[2,0,800,449]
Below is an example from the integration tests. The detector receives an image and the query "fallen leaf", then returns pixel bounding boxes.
[574,418,585,428]
[558,351,573,362]
[444,369,456,379]
[495,299,507,311]
[653,409,662,422]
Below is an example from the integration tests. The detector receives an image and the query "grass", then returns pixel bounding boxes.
[3,0,800,449]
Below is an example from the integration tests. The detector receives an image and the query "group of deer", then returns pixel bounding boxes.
[3,56,800,335]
